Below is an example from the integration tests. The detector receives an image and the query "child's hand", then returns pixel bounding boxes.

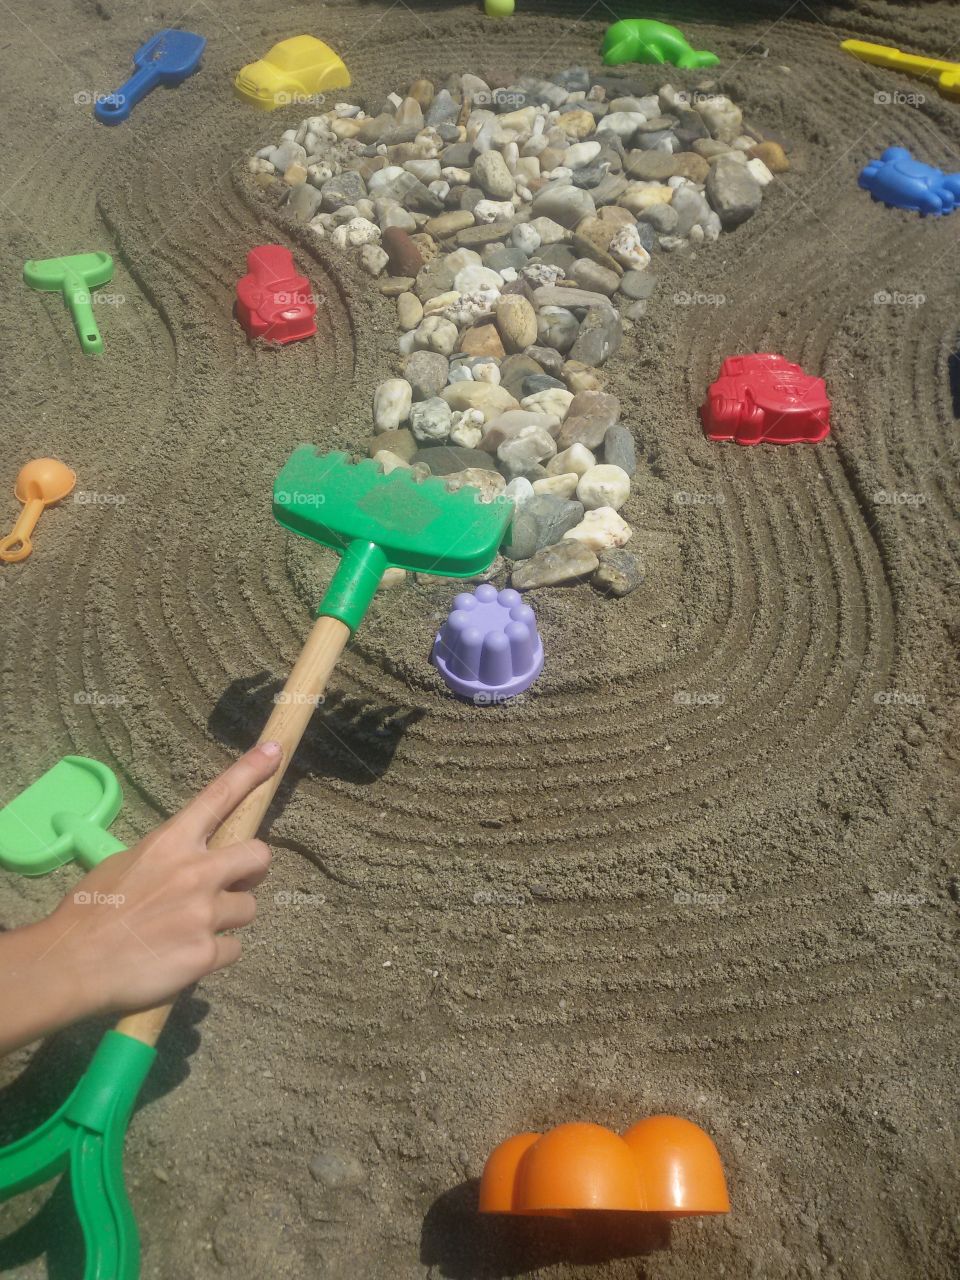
[1,743,280,1052]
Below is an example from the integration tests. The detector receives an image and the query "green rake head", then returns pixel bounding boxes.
[273,448,513,632]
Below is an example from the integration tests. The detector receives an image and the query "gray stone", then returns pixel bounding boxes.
[455,220,516,248]
[409,396,453,442]
[551,67,590,92]
[426,89,460,126]
[474,150,515,200]
[638,203,678,234]
[705,157,763,229]
[320,170,367,211]
[533,285,613,312]
[511,540,599,589]
[441,142,474,168]
[411,445,499,475]
[401,178,445,215]
[603,424,636,476]
[592,547,643,596]
[504,495,585,559]
[523,374,567,395]
[287,183,324,220]
[404,349,450,399]
[635,222,657,252]
[524,345,565,375]
[556,390,621,450]
[499,354,544,399]
[497,426,557,478]
[530,185,596,229]
[632,129,679,152]
[532,244,576,274]
[590,172,629,206]
[270,141,307,174]
[570,258,620,296]
[537,305,580,354]
[619,270,658,301]
[414,257,455,302]
[571,165,607,190]
[670,185,712,236]
[309,1148,364,1190]
[510,77,568,110]
[568,306,623,367]
[483,245,528,272]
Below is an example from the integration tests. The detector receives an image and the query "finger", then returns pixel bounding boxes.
[209,934,242,972]
[204,839,272,891]
[214,889,258,932]
[176,743,282,841]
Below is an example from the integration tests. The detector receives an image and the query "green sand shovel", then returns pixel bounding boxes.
[23,252,115,355]
[0,449,511,1278]
[0,756,125,875]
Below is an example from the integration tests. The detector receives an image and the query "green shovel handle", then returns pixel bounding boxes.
[51,813,127,869]
[64,281,104,356]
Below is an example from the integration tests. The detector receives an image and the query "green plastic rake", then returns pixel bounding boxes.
[0,449,511,1277]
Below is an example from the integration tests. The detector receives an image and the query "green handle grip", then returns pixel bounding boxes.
[315,539,388,633]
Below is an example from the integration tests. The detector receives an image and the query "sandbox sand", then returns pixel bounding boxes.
[1,1,958,1276]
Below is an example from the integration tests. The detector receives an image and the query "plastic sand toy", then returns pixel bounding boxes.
[234,35,350,110]
[433,584,543,703]
[0,755,124,874]
[0,458,76,563]
[94,29,206,125]
[235,245,318,344]
[484,0,516,15]
[842,38,960,103]
[701,354,831,446]
[601,19,719,69]
[858,146,960,215]
[23,251,114,354]
[479,1118,730,1215]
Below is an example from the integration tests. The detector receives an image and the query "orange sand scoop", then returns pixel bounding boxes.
[479,1117,729,1216]
[0,458,76,563]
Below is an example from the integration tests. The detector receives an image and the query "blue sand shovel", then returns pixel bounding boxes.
[95,29,206,125]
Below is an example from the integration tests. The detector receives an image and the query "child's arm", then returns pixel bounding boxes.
[0,742,281,1056]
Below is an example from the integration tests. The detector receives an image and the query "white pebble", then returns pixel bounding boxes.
[373,378,412,431]
[547,443,595,477]
[474,199,515,224]
[511,225,542,255]
[331,217,381,248]
[504,476,535,505]
[533,472,579,499]
[412,316,459,355]
[746,157,774,187]
[577,464,631,511]
[454,265,502,294]
[608,224,651,272]
[373,449,410,474]
[521,388,574,419]
[563,507,633,551]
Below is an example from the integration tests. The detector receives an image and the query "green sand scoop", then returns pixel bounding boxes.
[23,252,115,355]
[0,453,510,1280]
[0,755,124,875]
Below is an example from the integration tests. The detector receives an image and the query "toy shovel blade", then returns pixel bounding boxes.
[95,29,206,124]
[0,756,124,875]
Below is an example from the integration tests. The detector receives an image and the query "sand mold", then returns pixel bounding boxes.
[1,2,958,1277]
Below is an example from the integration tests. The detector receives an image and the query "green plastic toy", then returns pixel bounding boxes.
[0,755,124,875]
[601,19,719,69]
[23,252,115,355]
[273,448,513,633]
[0,453,510,1280]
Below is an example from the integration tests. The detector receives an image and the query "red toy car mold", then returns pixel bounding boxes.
[701,354,831,445]
[235,244,317,344]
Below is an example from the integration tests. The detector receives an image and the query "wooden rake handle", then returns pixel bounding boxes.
[116,614,351,1048]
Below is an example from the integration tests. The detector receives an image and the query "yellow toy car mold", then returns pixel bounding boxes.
[234,35,350,110]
